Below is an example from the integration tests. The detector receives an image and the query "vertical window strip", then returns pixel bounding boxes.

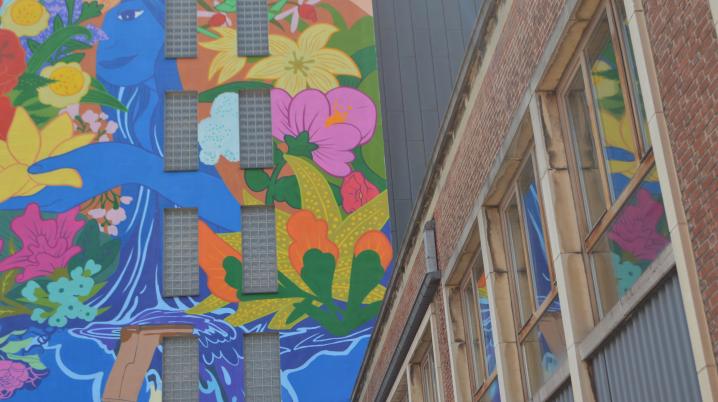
[163,208,199,297]
[165,0,197,58]
[165,92,198,171]
[237,0,269,56]
[244,333,281,402]
[239,89,274,168]
[242,206,277,293]
[163,335,199,402]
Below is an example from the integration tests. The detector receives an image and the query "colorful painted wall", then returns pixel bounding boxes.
[0,0,391,400]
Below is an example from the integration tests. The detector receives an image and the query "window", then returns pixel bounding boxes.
[163,208,199,297]
[165,91,198,171]
[559,1,669,317]
[501,153,566,397]
[244,333,280,402]
[239,89,274,169]
[162,335,199,402]
[241,206,277,293]
[420,347,439,402]
[237,0,269,56]
[165,0,196,58]
[457,256,500,401]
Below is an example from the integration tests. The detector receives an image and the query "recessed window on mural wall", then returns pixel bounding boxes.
[559,1,669,318]
[0,0,392,399]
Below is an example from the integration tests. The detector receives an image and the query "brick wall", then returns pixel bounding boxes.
[641,0,718,361]
[433,0,565,270]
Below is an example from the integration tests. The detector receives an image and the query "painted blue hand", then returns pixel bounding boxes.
[0,143,241,231]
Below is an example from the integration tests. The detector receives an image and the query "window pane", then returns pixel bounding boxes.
[615,2,651,152]
[244,333,281,402]
[506,195,533,324]
[237,0,269,56]
[587,17,639,199]
[478,380,501,402]
[517,158,552,307]
[590,167,670,315]
[521,299,566,396]
[421,350,439,402]
[163,336,199,402]
[474,270,496,374]
[165,91,198,171]
[165,0,196,58]
[462,282,485,387]
[163,208,199,297]
[242,206,277,293]
[566,72,607,227]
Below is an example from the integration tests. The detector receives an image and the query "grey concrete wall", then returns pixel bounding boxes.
[373,0,481,249]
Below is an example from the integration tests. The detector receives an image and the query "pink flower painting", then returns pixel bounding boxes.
[341,171,379,213]
[0,204,84,282]
[608,189,669,261]
[0,360,43,399]
[272,87,377,177]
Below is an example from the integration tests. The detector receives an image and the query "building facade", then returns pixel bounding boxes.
[354,0,718,401]
[0,0,392,401]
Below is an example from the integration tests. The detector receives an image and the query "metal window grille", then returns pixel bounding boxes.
[244,333,280,402]
[239,89,273,169]
[241,206,277,293]
[237,0,269,56]
[163,208,199,297]
[165,92,198,171]
[165,0,196,58]
[163,336,199,402]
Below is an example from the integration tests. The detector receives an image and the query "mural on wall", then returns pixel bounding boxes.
[0,0,391,400]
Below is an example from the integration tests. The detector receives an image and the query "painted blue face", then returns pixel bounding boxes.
[97,0,164,86]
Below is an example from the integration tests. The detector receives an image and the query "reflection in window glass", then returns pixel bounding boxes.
[615,2,651,152]
[590,167,669,315]
[421,349,439,402]
[521,305,566,396]
[566,72,607,227]
[517,158,552,307]
[587,18,639,199]
[475,272,496,374]
[479,380,501,402]
[462,283,485,387]
[506,197,533,324]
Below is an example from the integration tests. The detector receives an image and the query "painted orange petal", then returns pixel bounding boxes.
[354,230,393,270]
[198,221,242,302]
[287,210,338,272]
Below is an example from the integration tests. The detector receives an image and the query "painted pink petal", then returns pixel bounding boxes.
[310,123,362,151]
[9,204,42,245]
[271,88,293,141]
[312,148,355,177]
[288,89,331,137]
[326,87,377,145]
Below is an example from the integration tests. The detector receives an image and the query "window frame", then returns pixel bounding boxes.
[499,149,563,398]
[557,0,661,316]
[457,253,499,401]
[419,346,439,402]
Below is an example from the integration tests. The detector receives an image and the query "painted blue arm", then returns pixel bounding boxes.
[0,143,240,231]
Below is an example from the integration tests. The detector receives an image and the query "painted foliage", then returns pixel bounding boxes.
[0,0,390,400]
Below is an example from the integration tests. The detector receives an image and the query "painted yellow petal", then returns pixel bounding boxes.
[247,57,287,80]
[314,49,361,77]
[16,180,43,197]
[49,134,95,157]
[7,108,40,165]
[216,53,247,83]
[0,142,13,168]
[298,24,338,53]
[276,73,308,96]
[269,34,297,56]
[202,27,235,50]
[0,164,31,202]
[38,114,73,160]
[305,67,339,92]
[30,168,82,187]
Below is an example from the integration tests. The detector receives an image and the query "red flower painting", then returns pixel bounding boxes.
[340,171,379,213]
[0,29,26,94]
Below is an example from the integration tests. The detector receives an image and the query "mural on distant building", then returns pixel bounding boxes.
[0,0,390,400]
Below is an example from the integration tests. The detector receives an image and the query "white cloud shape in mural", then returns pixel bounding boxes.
[198,92,240,165]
